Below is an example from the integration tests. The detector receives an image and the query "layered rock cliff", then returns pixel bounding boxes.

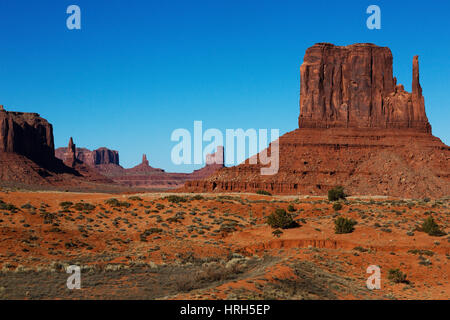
[184,43,450,198]
[55,143,120,167]
[298,43,431,132]
[0,108,112,187]
[0,108,55,168]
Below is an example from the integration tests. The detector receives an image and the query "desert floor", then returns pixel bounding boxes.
[0,190,448,300]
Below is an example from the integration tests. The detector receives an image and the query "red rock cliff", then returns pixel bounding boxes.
[0,109,55,167]
[55,144,120,167]
[298,43,431,132]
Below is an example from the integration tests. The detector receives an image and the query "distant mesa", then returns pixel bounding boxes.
[55,139,225,190]
[184,43,450,198]
[0,109,111,187]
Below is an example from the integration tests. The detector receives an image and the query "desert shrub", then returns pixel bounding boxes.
[59,201,73,208]
[272,229,283,238]
[266,209,298,229]
[332,202,343,211]
[165,195,188,203]
[256,190,272,196]
[0,200,18,212]
[334,217,357,234]
[191,195,204,201]
[388,269,409,284]
[328,186,346,201]
[128,196,142,201]
[73,202,96,211]
[287,204,295,212]
[21,203,34,210]
[420,217,445,236]
[140,228,163,242]
[105,198,131,208]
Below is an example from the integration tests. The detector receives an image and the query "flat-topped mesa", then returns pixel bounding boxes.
[55,143,120,167]
[298,43,431,132]
[0,109,55,167]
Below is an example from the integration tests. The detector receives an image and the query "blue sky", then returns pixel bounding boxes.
[0,0,448,172]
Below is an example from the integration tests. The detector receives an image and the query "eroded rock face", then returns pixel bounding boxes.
[298,43,430,132]
[0,110,113,187]
[55,145,120,167]
[183,43,449,198]
[0,109,55,167]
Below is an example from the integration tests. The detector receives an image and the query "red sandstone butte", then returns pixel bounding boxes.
[183,43,450,198]
[0,108,111,187]
[112,148,225,189]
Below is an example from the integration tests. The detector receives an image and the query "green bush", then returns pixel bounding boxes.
[0,200,18,212]
[334,217,357,234]
[388,269,409,284]
[287,204,295,212]
[72,202,96,211]
[328,186,346,201]
[332,202,343,211]
[128,196,142,201]
[59,201,73,208]
[105,198,131,208]
[420,217,445,236]
[164,195,188,203]
[266,209,298,229]
[272,229,283,238]
[256,190,272,196]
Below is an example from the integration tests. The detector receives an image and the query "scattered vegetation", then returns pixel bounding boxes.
[266,209,298,229]
[388,269,409,284]
[420,217,446,236]
[105,198,131,208]
[72,202,96,211]
[272,229,283,238]
[0,200,18,212]
[164,195,188,203]
[256,190,272,196]
[328,186,346,201]
[332,202,343,211]
[287,204,295,212]
[334,217,357,234]
[128,196,142,201]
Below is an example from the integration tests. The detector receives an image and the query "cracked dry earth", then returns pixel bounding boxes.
[0,191,448,300]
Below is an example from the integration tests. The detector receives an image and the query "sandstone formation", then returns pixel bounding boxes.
[184,43,450,198]
[55,143,120,167]
[56,140,225,189]
[298,43,430,132]
[0,109,112,188]
[0,108,55,168]
[111,149,225,189]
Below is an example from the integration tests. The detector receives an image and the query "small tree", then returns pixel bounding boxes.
[272,229,283,238]
[420,217,445,236]
[287,204,295,212]
[266,209,298,229]
[334,217,357,234]
[256,190,272,196]
[388,269,409,284]
[328,186,346,201]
